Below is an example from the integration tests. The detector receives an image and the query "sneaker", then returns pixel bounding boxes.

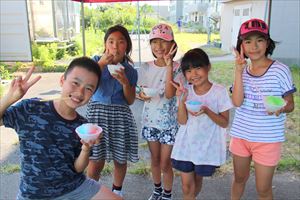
[161,192,172,200]
[148,191,162,200]
[112,189,123,197]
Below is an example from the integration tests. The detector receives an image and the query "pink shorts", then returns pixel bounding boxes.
[229,137,282,166]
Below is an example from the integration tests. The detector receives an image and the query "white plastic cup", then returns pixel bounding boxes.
[75,123,102,142]
[107,64,123,75]
[185,100,203,112]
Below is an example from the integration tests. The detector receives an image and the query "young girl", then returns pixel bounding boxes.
[86,25,138,197]
[230,18,296,199]
[170,48,233,200]
[136,23,180,200]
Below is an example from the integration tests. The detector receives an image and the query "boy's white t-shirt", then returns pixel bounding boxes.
[171,83,233,166]
[137,61,182,130]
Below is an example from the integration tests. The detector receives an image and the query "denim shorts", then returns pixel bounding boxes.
[171,159,217,176]
[141,126,178,145]
[17,178,101,200]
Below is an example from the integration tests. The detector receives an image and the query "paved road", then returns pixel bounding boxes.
[1,171,300,200]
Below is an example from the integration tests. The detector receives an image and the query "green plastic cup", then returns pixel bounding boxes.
[263,96,286,112]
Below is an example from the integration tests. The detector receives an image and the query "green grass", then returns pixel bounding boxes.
[287,66,300,135]
[209,61,235,87]
[0,164,20,174]
[174,32,221,53]
[128,161,151,175]
[277,158,300,171]
[101,163,114,176]
[280,66,300,172]
[138,142,148,149]
[201,46,229,57]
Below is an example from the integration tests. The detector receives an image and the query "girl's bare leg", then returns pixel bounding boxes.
[254,162,276,200]
[231,155,252,200]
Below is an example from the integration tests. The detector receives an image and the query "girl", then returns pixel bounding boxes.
[86,25,138,197]
[136,23,180,200]
[230,18,296,200]
[170,48,233,200]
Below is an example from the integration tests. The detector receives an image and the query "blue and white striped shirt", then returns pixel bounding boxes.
[230,61,296,142]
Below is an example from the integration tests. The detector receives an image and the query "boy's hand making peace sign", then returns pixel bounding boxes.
[7,66,41,103]
[0,66,41,126]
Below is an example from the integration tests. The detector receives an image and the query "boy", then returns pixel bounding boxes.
[0,57,121,200]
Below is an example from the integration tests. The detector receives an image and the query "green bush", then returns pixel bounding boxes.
[32,43,55,68]
[32,42,71,69]
[67,42,81,56]
[53,65,67,72]
[41,65,55,72]
[40,64,67,72]
[126,25,152,34]
[11,62,25,72]
[56,48,66,60]
[31,43,41,59]
[0,65,11,80]
[84,4,155,33]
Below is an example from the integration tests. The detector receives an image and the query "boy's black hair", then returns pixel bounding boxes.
[103,25,133,63]
[236,34,276,59]
[150,40,178,59]
[181,48,210,75]
[64,56,101,90]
